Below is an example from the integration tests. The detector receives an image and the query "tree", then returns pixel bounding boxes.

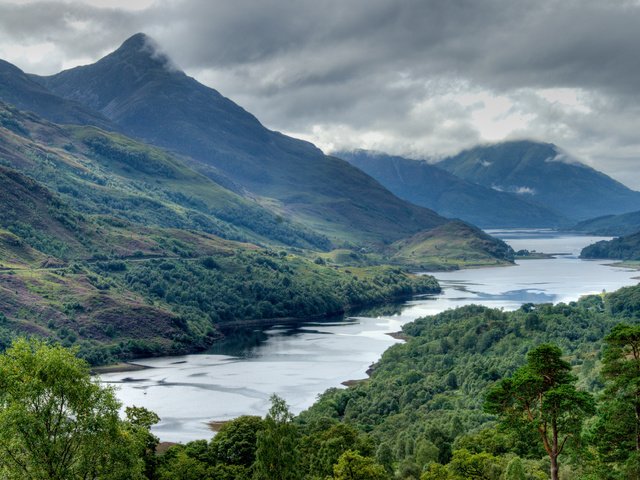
[503,457,526,480]
[209,415,263,468]
[253,394,301,480]
[448,449,503,480]
[125,406,161,479]
[594,323,640,478]
[332,450,388,480]
[484,344,595,480]
[0,338,146,479]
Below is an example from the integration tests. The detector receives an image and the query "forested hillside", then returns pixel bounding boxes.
[4,283,640,479]
[581,231,640,260]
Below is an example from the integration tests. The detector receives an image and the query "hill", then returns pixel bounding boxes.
[580,231,640,260]
[339,149,567,228]
[0,159,441,364]
[438,140,640,221]
[571,210,640,236]
[32,33,452,247]
[389,220,515,269]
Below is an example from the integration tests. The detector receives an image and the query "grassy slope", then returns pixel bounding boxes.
[0,101,329,250]
[388,221,515,270]
[0,160,440,364]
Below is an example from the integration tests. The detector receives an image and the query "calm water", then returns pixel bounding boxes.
[100,230,639,442]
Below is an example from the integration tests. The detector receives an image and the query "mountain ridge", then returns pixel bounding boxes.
[338,149,567,228]
[438,140,640,221]
[30,33,452,247]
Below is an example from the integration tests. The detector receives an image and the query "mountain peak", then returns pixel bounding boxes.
[108,32,178,73]
[119,32,151,50]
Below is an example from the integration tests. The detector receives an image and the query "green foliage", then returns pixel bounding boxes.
[208,415,263,468]
[0,338,146,479]
[117,253,439,330]
[484,344,595,480]
[254,395,301,480]
[581,231,640,260]
[592,324,640,477]
[332,450,388,480]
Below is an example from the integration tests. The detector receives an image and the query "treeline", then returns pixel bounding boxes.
[113,251,440,325]
[581,231,640,260]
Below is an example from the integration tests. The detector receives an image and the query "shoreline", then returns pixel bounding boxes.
[92,286,441,373]
[91,362,152,375]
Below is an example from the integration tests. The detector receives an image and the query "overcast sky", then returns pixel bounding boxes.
[1,0,640,187]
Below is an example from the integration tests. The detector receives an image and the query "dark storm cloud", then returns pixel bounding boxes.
[1,0,640,185]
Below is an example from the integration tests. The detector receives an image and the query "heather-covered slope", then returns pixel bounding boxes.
[0,101,328,250]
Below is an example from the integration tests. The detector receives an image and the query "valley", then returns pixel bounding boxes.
[99,230,639,442]
[0,19,640,480]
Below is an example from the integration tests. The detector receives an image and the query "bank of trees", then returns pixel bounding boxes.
[2,285,640,479]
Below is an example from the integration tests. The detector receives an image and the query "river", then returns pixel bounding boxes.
[100,230,640,442]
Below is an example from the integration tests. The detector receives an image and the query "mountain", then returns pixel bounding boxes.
[32,33,447,246]
[438,140,640,221]
[580,232,640,260]
[0,101,328,250]
[0,103,446,363]
[571,210,640,237]
[338,150,567,228]
[0,59,115,130]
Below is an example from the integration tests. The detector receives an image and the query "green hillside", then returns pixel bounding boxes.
[389,221,515,270]
[580,231,640,260]
[0,160,441,364]
[0,101,454,364]
[0,101,329,250]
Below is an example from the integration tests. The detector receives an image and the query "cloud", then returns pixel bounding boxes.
[0,0,640,187]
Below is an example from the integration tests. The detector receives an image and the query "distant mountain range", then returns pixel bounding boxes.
[438,141,640,221]
[338,150,567,228]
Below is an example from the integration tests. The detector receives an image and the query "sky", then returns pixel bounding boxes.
[1,0,639,187]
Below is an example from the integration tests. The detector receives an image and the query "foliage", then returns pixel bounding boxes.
[0,338,147,479]
[581,231,640,260]
[253,395,301,480]
[332,450,388,480]
[484,344,595,480]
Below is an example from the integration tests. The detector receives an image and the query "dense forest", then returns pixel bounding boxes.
[2,283,640,479]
